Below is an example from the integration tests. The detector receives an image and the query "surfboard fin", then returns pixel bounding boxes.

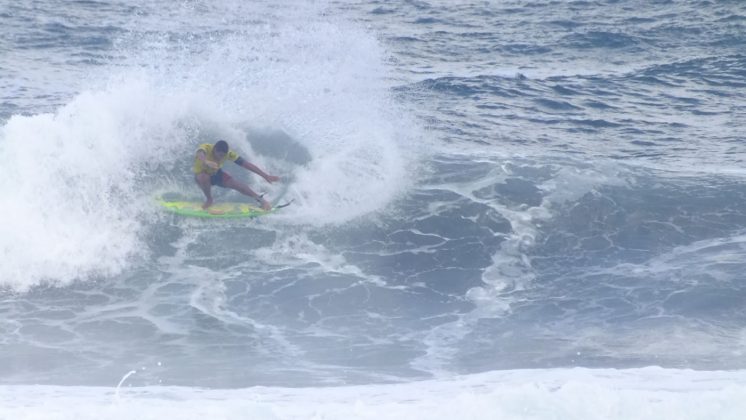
[274,199,294,209]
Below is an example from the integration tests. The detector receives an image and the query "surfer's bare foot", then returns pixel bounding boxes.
[202,198,213,209]
[260,199,272,211]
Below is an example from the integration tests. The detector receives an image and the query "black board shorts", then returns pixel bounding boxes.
[210,169,233,187]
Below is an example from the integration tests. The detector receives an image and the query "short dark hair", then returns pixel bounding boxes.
[214,140,229,153]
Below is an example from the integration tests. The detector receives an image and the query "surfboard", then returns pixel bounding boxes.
[156,196,292,219]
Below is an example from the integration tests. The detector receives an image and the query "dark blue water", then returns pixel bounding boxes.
[1,0,746,388]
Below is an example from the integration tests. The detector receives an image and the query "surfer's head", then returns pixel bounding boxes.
[215,140,229,153]
[214,140,229,160]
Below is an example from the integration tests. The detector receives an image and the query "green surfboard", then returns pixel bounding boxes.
[156,196,291,219]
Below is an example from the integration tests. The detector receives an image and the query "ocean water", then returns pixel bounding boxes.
[2,0,746,418]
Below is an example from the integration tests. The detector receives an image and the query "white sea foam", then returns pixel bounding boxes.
[0,80,194,291]
[2,368,745,420]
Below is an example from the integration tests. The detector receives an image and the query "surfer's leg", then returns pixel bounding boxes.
[195,173,213,209]
[222,175,271,210]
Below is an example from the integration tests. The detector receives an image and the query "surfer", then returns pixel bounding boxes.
[194,140,279,211]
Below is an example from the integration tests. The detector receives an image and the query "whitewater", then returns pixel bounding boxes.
[1,0,746,418]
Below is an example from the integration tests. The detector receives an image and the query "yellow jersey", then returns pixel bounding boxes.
[193,143,241,174]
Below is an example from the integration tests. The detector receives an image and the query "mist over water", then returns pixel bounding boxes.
[2,0,746,418]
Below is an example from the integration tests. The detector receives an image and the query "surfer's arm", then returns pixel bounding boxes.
[235,158,280,183]
[196,150,218,170]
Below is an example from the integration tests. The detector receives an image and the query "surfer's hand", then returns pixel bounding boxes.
[206,161,219,170]
[265,174,280,183]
